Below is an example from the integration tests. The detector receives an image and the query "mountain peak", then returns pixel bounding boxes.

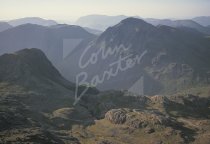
[109,17,155,30]
[97,17,156,44]
[120,17,150,25]
[0,48,74,91]
[15,48,47,60]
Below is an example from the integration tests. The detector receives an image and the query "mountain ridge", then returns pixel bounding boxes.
[8,17,58,27]
[0,23,96,75]
[64,18,210,95]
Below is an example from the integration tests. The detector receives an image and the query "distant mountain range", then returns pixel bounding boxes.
[193,16,210,26]
[0,22,12,32]
[75,15,210,33]
[145,19,210,35]
[1,16,210,32]
[0,16,210,95]
[1,16,210,34]
[8,17,58,27]
[75,15,136,31]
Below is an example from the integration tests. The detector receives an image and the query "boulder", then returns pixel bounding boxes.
[105,109,127,124]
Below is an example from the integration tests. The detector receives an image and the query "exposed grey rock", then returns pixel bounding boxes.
[126,119,146,129]
[105,109,127,124]
[126,110,172,128]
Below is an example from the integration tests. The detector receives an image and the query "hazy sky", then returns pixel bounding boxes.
[0,0,210,21]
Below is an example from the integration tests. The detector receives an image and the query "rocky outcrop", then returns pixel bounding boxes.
[105,109,127,124]
[149,95,170,105]
[105,108,172,128]
[126,110,171,128]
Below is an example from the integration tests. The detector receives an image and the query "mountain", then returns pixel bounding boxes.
[166,20,210,35]
[0,48,95,143]
[0,48,75,92]
[0,22,12,32]
[75,15,129,31]
[193,16,210,26]
[0,23,96,75]
[8,17,57,26]
[170,20,204,27]
[145,19,210,35]
[64,18,210,95]
[76,15,210,34]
